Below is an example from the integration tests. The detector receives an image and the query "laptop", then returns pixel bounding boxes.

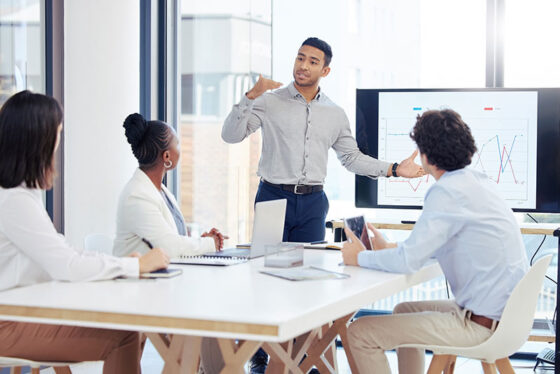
[170,199,287,265]
[206,198,287,259]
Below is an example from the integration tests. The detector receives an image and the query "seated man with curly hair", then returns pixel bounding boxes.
[341,109,529,374]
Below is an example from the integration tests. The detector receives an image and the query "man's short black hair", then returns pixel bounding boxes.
[301,37,332,67]
[410,109,477,171]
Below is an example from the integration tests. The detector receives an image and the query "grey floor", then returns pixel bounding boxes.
[1,339,554,373]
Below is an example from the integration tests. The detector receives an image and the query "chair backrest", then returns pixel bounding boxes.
[83,233,114,255]
[472,255,552,361]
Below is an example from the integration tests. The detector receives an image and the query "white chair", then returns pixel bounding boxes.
[83,233,114,255]
[0,356,72,373]
[398,255,553,374]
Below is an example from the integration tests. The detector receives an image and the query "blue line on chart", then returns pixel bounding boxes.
[496,135,517,172]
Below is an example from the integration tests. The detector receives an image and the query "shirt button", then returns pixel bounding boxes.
[305,155,309,158]
[306,137,309,140]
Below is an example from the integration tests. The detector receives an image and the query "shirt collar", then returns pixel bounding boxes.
[288,82,323,102]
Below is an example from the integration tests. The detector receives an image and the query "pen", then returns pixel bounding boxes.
[141,238,154,249]
[401,220,416,224]
[310,240,327,244]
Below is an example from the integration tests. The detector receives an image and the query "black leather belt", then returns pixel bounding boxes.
[262,180,323,195]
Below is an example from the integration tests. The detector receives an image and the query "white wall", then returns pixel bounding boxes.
[64,0,140,247]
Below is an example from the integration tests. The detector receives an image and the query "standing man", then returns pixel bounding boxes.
[222,37,423,243]
[341,109,529,374]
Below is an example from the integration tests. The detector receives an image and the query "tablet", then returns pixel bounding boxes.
[344,215,373,250]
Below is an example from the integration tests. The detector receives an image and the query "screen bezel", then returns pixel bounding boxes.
[355,87,560,213]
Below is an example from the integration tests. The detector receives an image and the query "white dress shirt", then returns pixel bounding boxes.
[358,168,529,320]
[113,168,215,257]
[0,186,138,292]
[222,82,391,185]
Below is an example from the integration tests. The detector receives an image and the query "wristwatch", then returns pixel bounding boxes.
[391,162,399,177]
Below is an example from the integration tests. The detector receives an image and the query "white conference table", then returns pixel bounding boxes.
[0,250,442,373]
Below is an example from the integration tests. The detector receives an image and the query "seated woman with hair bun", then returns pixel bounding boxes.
[113,113,226,258]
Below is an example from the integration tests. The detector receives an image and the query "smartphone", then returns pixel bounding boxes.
[344,215,372,250]
[140,268,183,279]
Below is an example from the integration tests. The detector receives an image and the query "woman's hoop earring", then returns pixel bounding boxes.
[164,160,172,169]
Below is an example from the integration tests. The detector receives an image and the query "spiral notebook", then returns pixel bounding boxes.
[171,255,248,266]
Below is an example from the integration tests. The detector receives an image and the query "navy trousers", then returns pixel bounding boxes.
[255,181,329,242]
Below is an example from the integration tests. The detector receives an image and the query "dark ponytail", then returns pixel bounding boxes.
[123,113,172,166]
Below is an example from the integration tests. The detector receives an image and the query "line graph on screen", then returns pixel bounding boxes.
[379,118,529,203]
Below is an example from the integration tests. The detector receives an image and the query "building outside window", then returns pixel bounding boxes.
[178,0,271,243]
[0,0,44,106]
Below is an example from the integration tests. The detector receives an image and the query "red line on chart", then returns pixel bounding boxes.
[473,134,524,185]
[388,175,430,192]
[475,146,522,185]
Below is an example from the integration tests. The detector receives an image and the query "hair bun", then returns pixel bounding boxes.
[123,113,148,148]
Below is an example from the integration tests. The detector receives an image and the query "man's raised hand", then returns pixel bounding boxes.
[246,75,283,100]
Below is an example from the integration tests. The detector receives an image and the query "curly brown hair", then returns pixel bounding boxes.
[410,109,477,171]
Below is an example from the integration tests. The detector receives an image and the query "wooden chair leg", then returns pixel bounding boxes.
[427,354,455,374]
[54,366,73,374]
[481,362,498,374]
[9,367,22,374]
[495,358,515,374]
[31,368,40,374]
[444,355,456,374]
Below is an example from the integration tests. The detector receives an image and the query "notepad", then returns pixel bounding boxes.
[171,255,248,266]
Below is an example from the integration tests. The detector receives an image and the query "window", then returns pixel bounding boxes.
[178,0,271,243]
[504,0,560,87]
[502,0,560,319]
[0,0,45,106]
[1,0,50,212]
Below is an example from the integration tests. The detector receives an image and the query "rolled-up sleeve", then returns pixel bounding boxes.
[332,114,392,178]
[357,186,463,273]
[222,95,266,143]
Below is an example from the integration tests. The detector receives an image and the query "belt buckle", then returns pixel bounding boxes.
[293,185,305,194]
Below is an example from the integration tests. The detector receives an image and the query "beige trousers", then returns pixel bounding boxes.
[0,321,143,374]
[347,300,494,374]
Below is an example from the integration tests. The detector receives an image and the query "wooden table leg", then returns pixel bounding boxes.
[217,339,261,374]
[146,332,201,374]
[322,324,338,373]
[263,341,305,374]
[337,313,360,374]
[299,312,354,373]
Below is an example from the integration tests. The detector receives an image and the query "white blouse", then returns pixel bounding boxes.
[113,168,215,257]
[0,186,138,291]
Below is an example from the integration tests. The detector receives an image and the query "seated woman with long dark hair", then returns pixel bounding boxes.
[0,91,169,373]
[113,113,226,258]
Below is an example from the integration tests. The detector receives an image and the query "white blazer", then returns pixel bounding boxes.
[113,168,215,257]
